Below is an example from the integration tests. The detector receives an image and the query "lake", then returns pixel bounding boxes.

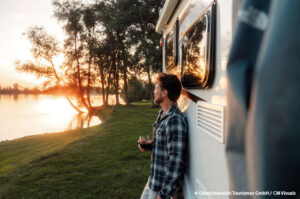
[0,94,113,142]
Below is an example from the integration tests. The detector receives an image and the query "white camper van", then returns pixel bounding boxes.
[156,0,242,198]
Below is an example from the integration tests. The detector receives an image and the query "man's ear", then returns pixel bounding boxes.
[162,89,168,98]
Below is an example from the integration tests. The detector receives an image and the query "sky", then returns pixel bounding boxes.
[0,0,65,88]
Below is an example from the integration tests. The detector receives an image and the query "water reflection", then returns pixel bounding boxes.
[181,14,208,88]
[177,94,190,113]
[0,95,103,141]
[36,96,102,130]
[68,113,102,129]
[13,94,18,101]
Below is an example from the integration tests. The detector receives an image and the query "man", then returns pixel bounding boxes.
[138,73,188,199]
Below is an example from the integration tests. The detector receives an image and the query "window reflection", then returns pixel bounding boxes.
[165,20,181,78]
[166,31,174,70]
[182,15,209,88]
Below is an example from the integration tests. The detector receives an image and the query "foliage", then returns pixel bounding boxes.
[15,26,85,113]
[121,76,153,103]
[126,0,164,106]
[121,76,154,102]
[128,0,163,73]
[15,26,59,83]
[16,0,164,109]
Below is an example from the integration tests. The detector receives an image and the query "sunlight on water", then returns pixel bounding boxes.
[0,95,102,142]
[36,97,78,126]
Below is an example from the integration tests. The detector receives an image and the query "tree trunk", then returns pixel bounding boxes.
[100,65,106,106]
[106,67,113,105]
[50,60,83,113]
[86,29,95,109]
[123,66,129,105]
[86,56,92,108]
[74,33,89,111]
[115,69,119,105]
[65,95,84,113]
[146,65,155,107]
[115,53,120,105]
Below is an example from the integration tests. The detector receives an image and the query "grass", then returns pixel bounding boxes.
[0,101,159,199]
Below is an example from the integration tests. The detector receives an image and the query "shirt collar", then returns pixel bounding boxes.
[154,103,178,125]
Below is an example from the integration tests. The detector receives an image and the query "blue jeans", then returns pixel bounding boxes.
[140,178,159,199]
[140,177,178,199]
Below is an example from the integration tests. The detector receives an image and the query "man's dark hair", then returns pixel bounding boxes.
[156,73,182,102]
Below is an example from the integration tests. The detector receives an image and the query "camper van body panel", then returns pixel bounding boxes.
[158,0,240,198]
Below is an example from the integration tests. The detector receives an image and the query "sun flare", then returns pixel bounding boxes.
[36,96,77,126]
[37,97,77,114]
[52,54,65,72]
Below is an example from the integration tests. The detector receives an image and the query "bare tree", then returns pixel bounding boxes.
[15,26,83,113]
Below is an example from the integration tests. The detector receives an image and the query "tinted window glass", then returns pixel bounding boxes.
[165,20,180,77]
[165,31,175,70]
[182,15,209,88]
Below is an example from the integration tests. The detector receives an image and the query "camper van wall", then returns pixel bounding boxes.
[156,0,241,198]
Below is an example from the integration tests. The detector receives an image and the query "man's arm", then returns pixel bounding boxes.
[159,116,187,199]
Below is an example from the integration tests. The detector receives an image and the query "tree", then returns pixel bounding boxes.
[95,0,145,106]
[126,0,164,106]
[53,0,92,111]
[121,75,152,103]
[18,0,164,110]
[13,83,19,91]
[81,5,98,108]
[94,37,115,106]
[15,26,83,113]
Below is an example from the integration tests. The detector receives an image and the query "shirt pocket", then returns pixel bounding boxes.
[155,126,167,145]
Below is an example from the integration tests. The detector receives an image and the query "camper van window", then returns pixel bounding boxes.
[182,14,210,88]
[165,31,175,70]
[165,20,180,77]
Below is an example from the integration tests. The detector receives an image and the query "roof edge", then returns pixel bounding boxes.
[155,0,179,33]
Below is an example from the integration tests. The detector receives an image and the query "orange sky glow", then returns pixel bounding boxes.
[0,0,65,88]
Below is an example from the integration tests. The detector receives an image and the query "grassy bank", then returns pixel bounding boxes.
[0,101,159,198]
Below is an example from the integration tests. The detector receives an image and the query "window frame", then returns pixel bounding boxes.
[181,2,216,89]
[164,19,180,73]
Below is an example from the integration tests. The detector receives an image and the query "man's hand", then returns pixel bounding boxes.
[157,195,162,199]
[137,140,152,152]
[138,144,147,152]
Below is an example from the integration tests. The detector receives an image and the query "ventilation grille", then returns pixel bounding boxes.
[197,101,225,143]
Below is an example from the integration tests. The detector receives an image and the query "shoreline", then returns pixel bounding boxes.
[0,101,158,198]
[0,122,102,144]
[0,94,123,143]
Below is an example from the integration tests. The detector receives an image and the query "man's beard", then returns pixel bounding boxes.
[154,95,163,105]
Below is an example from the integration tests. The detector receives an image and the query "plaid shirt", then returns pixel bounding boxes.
[149,103,187,199]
